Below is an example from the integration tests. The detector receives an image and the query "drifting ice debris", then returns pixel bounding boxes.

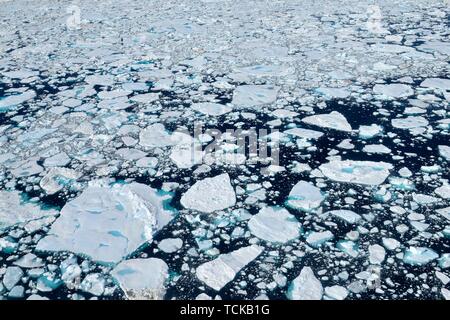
[0,191,58,231]
[287,266,323,300]
[369,244,386,264]
[391,116,429,129]
[439,145,450,161]
[319,160,393,186]
[191,102,232,116]
[180,173,236,213]
[39,168,81,195]
[158,238,183,253]
[403,247,439,266]
[324,285,348,300]
[139,123,176,148]
[284,128,324,140]
[337,240,359,258]
[306,231,334,248]
[80,274,105,296]
[328,210,361,224]
[412,193,439,205]
[232,85,279,108]
[0,90,36,112]
[36,183,175,264]
[316,87,350,98]
[111,258,169,300]
[302,111,352,132]
[285,181,325,212]
[248,206,301,243]
[3,266,24,291]
[13,253,44,269]
[373,84,414,98]
[363,144,391,154]
[358,124,382,139]
[196,245,263,291]
[420,78,450,90]
[170,142,203,169]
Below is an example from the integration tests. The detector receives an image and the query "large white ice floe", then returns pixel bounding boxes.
[316,87,350,99]
[139,123,176,148]
[0,90,36,112]
[231,85,279,108]
[36,182,175,264]
[358,124,383,139]
[319,160,393,186]
[180,173,236,213]
[284,128,324,140]
[373,84,414,98]
[391,116,429,129]
[196,245,263,291]
[301,111,352,132]
[327,210,361,224]
[0,191,58,231]
[420,78,450,91]
[285,181,325,212]
[403,247,439,266]
[191,102,232,116]
[287,266,323,300]
[439,145,450,161]
[248,206,301,243]
[111,258,169,299]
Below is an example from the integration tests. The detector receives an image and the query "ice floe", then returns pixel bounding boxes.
[180,173,236,213]
[302,111,352,132]
[248,206,301,243]
[196,245,263,291]
[111,258,169,299]
[36,183,175,264]
[287,267,323,300]
[320,160,393,186]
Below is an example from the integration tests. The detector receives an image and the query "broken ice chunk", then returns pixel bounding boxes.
[0,90,36,112]
[373,84,414,98]
[403,247,439,266]
[305,231,334,248]
[391,116,429,129]
[358,124,383,139]
[191,102,232,116]
[111,258,169,299]
[284,128,324,140]
[324,285,348,300]
[248,206,301,244]
[139,123,176,148]
[39,168,80,195]
[287,267,323,300]
[316,87,350,99]
[285,181,325,212]
[368,244,386,264]
[180,173,236,213]
[196,245,263,291]
[302,111,352,132]
[232,85,279,108]
[0,191,58,231]
[320,160,393,186]
[36,183,175,264]
[158,238,183,253]
[363,144,391,154]
[439,145,450,161]
[328,210,361,224]
[420,78,450,91]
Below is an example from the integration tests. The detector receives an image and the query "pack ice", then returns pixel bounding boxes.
[180,173,236,213]
[196,245,263,291]
[320,160,393,185]
[36,183,175,264]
